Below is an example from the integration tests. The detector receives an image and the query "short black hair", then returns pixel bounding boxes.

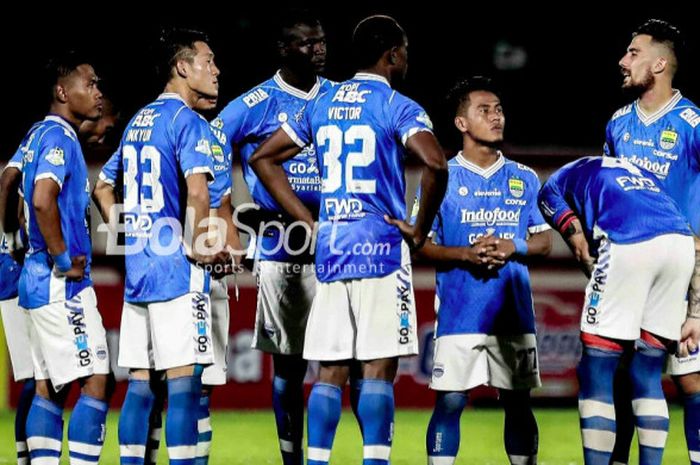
[155,27,210,83]
[446,76,501,116]
[352,15,405,69]
[633,19,684,56]
[44,49,93,104]
[277,9,322,43]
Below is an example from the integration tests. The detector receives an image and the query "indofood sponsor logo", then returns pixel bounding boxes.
[460,208,521,226]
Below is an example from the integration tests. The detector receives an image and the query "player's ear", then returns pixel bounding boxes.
[54,83,68,104]
[175,59,189,79]
[388,46,399,65]
[653,56,668,74]
[454,115,468,133]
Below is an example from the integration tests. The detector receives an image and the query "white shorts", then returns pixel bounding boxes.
[118,291,214,371]
[430,333,541,391]
[252,261,316,355]
[303,254,418,361]
[0,297,34,381]
[581,234,694,341]
[28,287,110,390]
[202,278,229,386]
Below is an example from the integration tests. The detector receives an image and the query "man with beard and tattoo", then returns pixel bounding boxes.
[603,19,700,465]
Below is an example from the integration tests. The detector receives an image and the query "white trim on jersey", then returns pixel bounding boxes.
[34,172,63,190]
[281,123,306,148]
[157,92,188,104]
[401,127,433,147]
[5,161,22,171]
[354,72,391,87]
[528,223,551,234]
[273,71,321,100]
[44,115,77,139]
[635,90,682,126]
[184,166,215,180]
[454,151,505,179]
[98,171,116,186]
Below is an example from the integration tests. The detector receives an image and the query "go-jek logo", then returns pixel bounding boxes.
[460,208,521,226]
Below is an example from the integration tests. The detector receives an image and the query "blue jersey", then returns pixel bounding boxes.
[0,148,24,301]
[538,156,691,251]
[19,115,93,309]
[416,154,549,336]
[604,92,700,234]
[215,72,332,262]
[111,93,217,303]
[283,73,434,282]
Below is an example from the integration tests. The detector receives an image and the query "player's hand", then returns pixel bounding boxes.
[383,215,425,252]
[678,317,700,357]
[568,232,594,277]
[479,237,516,270]
[459,245,491,266]
[54,255,87,280]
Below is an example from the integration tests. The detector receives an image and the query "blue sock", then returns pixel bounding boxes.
[195,394,212,465]
[684,392,700,465]
[272,376,304,465]
[68,394,108,465]
[630,340,669,465]
[426,391,467,464]
[307,383,342,465]
[357,379,394,465]
[577,346,622,465]
[15,378,35,465]
[166,375,202,465]
[119,380,156,465]
[500,390,538,465]
[26,396,64,465]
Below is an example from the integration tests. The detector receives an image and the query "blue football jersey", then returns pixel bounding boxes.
[604,92,700,234]
[538,156,691,251]
[283,73,435,282]
[113,93,217,303]
[415,154,549,336]
[0,148,25,301]
[19,115,93,309]
[215,72,332,262]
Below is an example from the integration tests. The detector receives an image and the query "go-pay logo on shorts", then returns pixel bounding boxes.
[396,264,413,345]
[66,297,93,368]
[192,293,210,353]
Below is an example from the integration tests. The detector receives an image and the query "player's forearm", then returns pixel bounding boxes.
[33,180,67,255]
[0,167,22,234]
[687,236,700,319]
[251,159,313,226]
[415,241,470,263]
[525,230,553,257]
[217,196,243,264]
[91,179,117,224]
[413,166,448,248]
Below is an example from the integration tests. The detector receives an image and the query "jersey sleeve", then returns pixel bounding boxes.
[34,127,73,190]
[216,95,260,146]
[603,119,615,157]
[526,175,551,234]
[537,169,577,234]
[172,109,215,181]
[391,95,434,147]
[98,147,122,187]
[281,99,315,148]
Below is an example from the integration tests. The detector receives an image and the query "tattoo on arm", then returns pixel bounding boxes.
[688,240,700,319]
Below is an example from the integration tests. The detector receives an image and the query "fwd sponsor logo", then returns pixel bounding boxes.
[615,175,660,192]
[620,154,670,178]
[325,198,363,218]
[461,208,521,226]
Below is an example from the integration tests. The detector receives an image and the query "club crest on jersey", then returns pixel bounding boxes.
[278,112,288,123]
[195,138,212,156]
[46,147,65,166]
[508,178,524,198]
[659,130,678,150]
[458,186,469,196]
[416,112,434,130]
[623,132,631,142]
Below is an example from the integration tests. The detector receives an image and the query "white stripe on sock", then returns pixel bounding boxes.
[17,458,29,465]
[690,450,700,463]
[150,450,159,463]
[581,429,616,452]
[27,436,62,452]
[150,428,162,441]
[32,458,61,465]
[428,456,456,465]
[168,445,196,460]
[197,418,211,433]
[509,454,536,465]
[364,445,391,460]
[279,439,295,453]
[632,398,669,417]
[578,399,616,419]
[637,427,668,448]
[68,441,103,456]
[196,440,211,456]
[16,441,28,452]
[308,447,332,461]
[611,462,628,465]
[69,458,99,465]
[120,444,146,457]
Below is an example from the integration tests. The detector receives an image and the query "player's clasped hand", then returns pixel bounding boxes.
[53,255,87,280]
[472,235,515,270]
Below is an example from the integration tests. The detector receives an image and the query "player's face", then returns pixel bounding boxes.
[392,37,409,81]
[80,102,117,146]
[619,34,655,94]
[187,41,220,102]
[459,91,505,145]
[64,64,103,122]
[281,23,327,74]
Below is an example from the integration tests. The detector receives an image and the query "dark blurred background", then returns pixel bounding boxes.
[0,4,694,158]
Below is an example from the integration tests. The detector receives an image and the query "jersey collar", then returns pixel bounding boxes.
[274,71,321,100]
[635,90,682,126]
[353,72,391,88]
[44,114,77,139]
[157,92,188,104]
[455,151,505,179]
